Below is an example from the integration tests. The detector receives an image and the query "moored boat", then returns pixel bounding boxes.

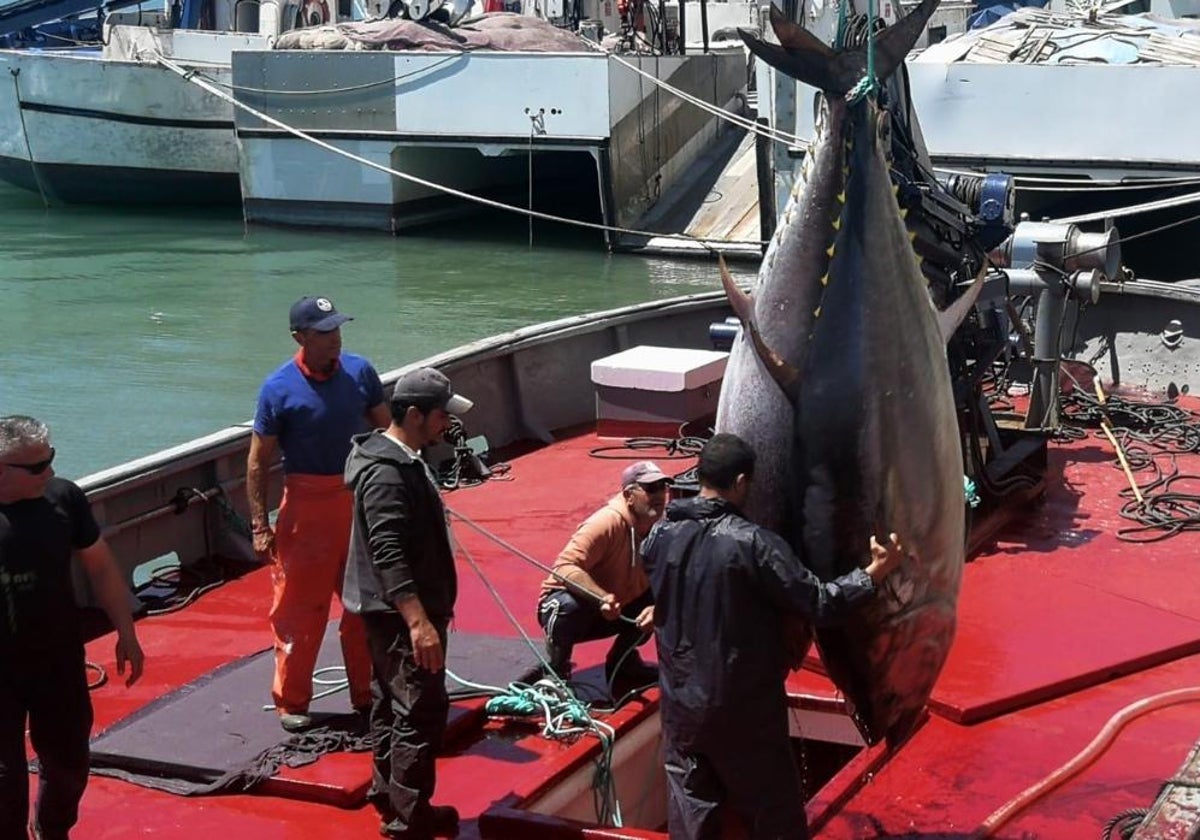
[41,269,1200,838]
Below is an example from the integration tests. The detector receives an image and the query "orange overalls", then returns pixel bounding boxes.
[269,473,373,714]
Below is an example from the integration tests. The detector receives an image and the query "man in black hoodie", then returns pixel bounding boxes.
[641,433,905,840]
[343,367,472,840]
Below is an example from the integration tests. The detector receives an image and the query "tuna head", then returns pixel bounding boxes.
[723,0,970,748]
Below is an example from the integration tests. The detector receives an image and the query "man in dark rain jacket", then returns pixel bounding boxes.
[342,367,472,840]
[641,433,905,840]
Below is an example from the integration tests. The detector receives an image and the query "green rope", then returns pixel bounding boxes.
[964,475,981,509]
[845,0,880,104]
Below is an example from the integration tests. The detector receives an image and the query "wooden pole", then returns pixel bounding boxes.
[1093,380,1145,505]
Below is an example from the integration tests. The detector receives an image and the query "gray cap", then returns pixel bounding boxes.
[391,367,473,415]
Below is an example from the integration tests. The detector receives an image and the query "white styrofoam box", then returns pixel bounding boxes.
[590,346,729,392]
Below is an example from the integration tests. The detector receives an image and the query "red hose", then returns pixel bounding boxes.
[975,686,1200,838]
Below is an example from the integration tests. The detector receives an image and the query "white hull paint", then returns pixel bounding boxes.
[0,29,266,204]
[233,48,747,237]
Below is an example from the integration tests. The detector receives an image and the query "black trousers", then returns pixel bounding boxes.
[662,708,808,840]
[362,613,449,839]
[536,588,652,672]
[0,646,93,840]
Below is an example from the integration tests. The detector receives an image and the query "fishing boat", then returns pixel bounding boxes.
[0,0,758,226]
[41,241,1200,836]
[758,0,1200,281]
[0,0,338,204]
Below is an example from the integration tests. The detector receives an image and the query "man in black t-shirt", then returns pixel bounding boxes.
[0,415,144,840]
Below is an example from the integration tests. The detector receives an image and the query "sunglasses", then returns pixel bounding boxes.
[639,480,670,494]
[4,447,55,475]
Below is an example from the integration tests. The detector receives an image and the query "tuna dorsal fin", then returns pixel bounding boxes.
[718,254,802,400]
[740,0,942,96]
[937,264,987,343]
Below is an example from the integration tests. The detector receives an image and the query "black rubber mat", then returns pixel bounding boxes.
[89,626,543,796]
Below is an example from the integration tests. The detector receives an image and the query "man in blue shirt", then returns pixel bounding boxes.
[247,295,391,732]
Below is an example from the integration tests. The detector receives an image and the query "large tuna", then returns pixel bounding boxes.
[717,0,977,747]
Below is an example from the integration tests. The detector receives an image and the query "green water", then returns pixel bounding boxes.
[0,184,753,479]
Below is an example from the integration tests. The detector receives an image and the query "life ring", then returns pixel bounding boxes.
[301,0,329,26]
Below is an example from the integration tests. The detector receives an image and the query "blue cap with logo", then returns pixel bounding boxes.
[289,296,352,333]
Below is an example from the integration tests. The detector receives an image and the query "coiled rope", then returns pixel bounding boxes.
[1057,363,1200,541]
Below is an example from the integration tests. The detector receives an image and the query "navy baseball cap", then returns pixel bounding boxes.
[289,296,352,333]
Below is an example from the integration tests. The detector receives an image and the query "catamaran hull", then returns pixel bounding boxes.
[0,48,239,204]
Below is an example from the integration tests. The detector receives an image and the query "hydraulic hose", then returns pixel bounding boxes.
[975,686,1200,837]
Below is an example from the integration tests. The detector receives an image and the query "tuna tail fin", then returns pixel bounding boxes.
[936,264,987,343]
[718,254,802,401]
[740,0,941,96]
[739,6,839,92]
[873,0,941,81]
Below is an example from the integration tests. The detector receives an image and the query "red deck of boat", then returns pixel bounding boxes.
[62,429,679,839]
[38,419,1200,838]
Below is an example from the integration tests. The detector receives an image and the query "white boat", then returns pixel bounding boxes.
[222,24,750,239]
[0,0,755,216]
[0,0,355,204]
[757,0,1200,280]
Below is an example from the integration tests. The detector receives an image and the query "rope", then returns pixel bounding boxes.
[86,661,108,690]
[1051,186,1200,225]
[1056,362,1200,542]
[261,665,350,711]
[446,506,639,625]
[844,1,879,104]
[1101,808,1149,840]
[448,520,627,826]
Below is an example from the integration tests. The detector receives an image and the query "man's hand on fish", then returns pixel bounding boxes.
[866,532,906,584]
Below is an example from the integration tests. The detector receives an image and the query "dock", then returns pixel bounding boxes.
[620,116,765,261]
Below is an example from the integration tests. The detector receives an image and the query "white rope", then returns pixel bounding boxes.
[607,51,806,148]
[155,51,766,248]
[931,165,1200,190]
[1050,187,1200,225]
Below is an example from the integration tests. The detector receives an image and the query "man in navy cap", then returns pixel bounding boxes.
[535,460,667,686]
[247,295,391,733]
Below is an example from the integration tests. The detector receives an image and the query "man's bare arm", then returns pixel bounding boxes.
[247,432,279,558]
[77,538,145,686]
[367,402,391,430]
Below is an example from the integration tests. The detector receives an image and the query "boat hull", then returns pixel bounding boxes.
[231,49,747,238]
[0,47,240,204]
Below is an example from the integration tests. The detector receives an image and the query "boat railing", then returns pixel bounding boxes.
[75,290,730,599]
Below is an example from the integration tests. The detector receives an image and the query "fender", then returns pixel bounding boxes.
[301,0,329,26]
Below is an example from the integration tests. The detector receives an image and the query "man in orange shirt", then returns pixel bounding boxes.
[536,461,667,685]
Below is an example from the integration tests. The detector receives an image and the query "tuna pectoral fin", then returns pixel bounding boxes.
[936,264,987,344]
[718,254,801,400]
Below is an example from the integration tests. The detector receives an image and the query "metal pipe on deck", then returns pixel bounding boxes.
[992,221,1119,430]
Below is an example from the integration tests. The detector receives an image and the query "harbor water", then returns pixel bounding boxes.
[0,183,754,479]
